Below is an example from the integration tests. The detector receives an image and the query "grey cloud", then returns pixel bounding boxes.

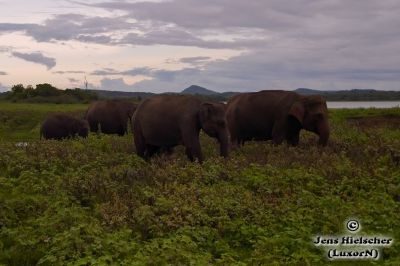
[119,29,262,49]
[180,56,211,62]
[92,0,302,30]
[91,68,120,75]
[123,47,400,93]
[99,78,136,91]
[94,67,201,92]
[76,34,113,44]
[0,23,36,32]
[90,0,400,50]
[68,78,80,83]
[180,56,211,65]
[0,14,139,44]
[45,0,400,90]
[0,13,260,49]
[93,0,400,32]
[122,67,153,76]
[26,14,139,43]
[53,70,86,74]
[0,46,12,53]
[2,0,400,90]
[12,51,56,69]
[0,83,9,92]
[90,66,193,81]
[91,67,155,77]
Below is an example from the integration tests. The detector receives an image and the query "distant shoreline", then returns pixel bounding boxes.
[327,101,400,109]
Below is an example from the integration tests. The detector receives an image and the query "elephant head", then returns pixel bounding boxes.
[199,102,229,157]
[74,119,90,138]
[117,101,137,120]
[288,95,330,146]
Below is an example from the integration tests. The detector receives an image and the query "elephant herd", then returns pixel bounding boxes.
[40,90,330,162]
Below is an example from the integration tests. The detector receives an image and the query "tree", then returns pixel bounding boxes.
[11,84,24,93]
[35,83,60,97]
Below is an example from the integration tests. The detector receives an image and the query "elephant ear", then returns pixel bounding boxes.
[288,101,305,125]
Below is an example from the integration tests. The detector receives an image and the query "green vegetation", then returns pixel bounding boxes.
[2,84,400,103]
[0,84,98,103]
[317,90,400,101]
[0,103,399,265]
[0,103,88,141]
[93,87,400,102]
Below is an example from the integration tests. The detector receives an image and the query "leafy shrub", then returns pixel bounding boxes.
[0,107,399,265]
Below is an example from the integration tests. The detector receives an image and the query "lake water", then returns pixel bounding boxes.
[327,101,400,109]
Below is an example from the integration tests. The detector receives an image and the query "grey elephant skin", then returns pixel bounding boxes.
[85,100,137,136]
[132,95,229,162]
[40,114,89,140]
[226,90,330,146]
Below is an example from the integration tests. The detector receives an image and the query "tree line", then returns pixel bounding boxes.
[0,84,99,103]
[1,84,399,103]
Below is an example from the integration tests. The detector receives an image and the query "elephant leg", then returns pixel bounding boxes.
[240,137,246,146]
[229,129,239,147]
[133,122,146,158]
[182,132,203,163]
[145,145,160,158]
[272,119,286,145]
[135,139,146,158]
[160,146,174,155]
[272,131,285,145]
[229,139,240,150]
[184,140,203,163]
[286,131,300,146]
[286,120,301,146]
[135,143,146,158]
[118,120,128,136]
[117,126,125,136]
[89,121,98,133]
[180,124,203,162]
[185,147,194,162]
[192,139,203,162]
[231,126,246,147]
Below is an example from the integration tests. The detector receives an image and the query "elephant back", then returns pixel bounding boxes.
[85,100,135,135]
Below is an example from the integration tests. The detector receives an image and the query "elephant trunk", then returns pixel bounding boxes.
[218,129,229,158]
[317,120,330,146]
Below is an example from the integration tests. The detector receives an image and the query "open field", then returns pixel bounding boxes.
[0,103,88,141]
[0,103,399,265]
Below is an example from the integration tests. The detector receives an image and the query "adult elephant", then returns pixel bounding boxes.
[41,114,89,140]
[226,90,330,146]
[85,100,137,136]
[132,95,229,162]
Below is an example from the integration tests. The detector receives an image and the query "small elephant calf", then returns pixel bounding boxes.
[40,114,89,140]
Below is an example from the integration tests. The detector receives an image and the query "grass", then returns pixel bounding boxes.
[0,103,88,141]
[0,103,399,265]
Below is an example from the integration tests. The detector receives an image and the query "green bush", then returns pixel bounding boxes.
[0,106,399,265]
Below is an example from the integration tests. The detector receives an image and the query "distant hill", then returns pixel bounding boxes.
[181,86,400,101]
[295,88,328,95]
[294,88,400,101]
[1,84,399,102]
[181,85,219,95]
[89,90,155,100]
[220,91,239,99]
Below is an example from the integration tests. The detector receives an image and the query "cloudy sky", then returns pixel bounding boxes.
[1,0,400,92]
